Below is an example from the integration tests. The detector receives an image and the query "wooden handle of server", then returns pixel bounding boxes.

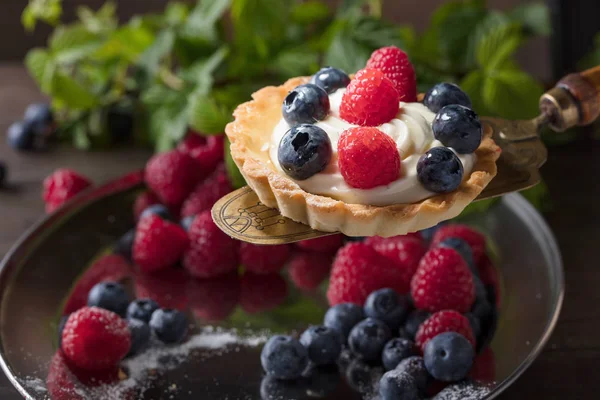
[540,65,600,131]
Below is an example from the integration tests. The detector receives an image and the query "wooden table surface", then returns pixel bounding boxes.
[0,65,598,399]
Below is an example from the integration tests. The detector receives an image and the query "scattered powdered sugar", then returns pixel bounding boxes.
[432,381,493,400]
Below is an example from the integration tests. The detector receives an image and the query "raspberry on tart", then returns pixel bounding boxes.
[225,47,500,237]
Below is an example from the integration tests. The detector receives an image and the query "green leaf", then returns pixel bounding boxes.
[271,46,319,77]
[76,2,117,35]
[460,69,493,116]
[578,32,600,70]
[188,94,232,135]
[482,69,543,120]
[49,24,103,64]
[95,25,155,63]
[337,0,368,18]
[180,46,229,84]
[460,197,501,217]
[521,180,551,211]
[22,0,63,31]
[50,72,100,110]
[182,0,231,42]
[475,19,522,71]
[510,2,550,36]
[325,32,371,73]
[164,2,191,27]
[72,122,91,150]
[290,1,331,25]
[352,17,411,50]
[137,29,175,72]
[224,138,246,189]
[25,48,52,86]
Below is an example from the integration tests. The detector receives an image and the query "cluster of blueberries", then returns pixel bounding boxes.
[59,281,189,357]
[261,284,492,400]
[7,103,54,151]
[278,67,349,180]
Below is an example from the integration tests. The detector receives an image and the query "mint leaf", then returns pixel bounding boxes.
[475,18,522,71]
[22,0,63,31]
[510,2,550,36]
[76,2,117,35]
[96,25,156,63]
[180,46,229,84]
[482,69,542,120]
[291,1,331,25]
[324,31,371,73]
[272,46,319,77]
[188,94,232,135]
[49,24,103,64]
[182,0,231,42]
[50,72,99,110]
[460,69,493,116]
[164,2,190,27]
[225,138,247,189]
[460,197,501,217]
[25,48,52,86]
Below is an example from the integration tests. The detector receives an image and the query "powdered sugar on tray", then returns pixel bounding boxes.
[431,381,493,400]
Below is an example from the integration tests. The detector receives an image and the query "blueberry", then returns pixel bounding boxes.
[432,104,482,154]
[348,318,392,363]
[364,288,409,331]
[382,338,417,371]
[57,315,68,350]
[260,375,306,400]
[465,312,481,339]
[424,83,472,113]
[24,103,54,134]
[324,303,365,341]
[0,161,7,187]
[378,369,421,400]
[299,325,342,365]
[113,229,135,261]
[87,282,130,316]
[278,124,332,180]
[139,204,172,221]
[420,221,446,243]
[127,318,151,356]
[472,297,493,320]
[282,84,330,126]
[401,310,431,340]
[424,332,474,382]
[417,147,464,193]
[127,299,160,323]
[310,67,351,94]
[438,237,476,274]
[149,308,189,344]
[396,356,431,391]
[180,215,196,231]
[260,335,309,380]
[7,121,35,151]
[473,276,487,303]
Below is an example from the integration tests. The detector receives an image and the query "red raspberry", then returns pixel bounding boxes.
[43,168,92,213]
[46,352,84,400]
[339,68,400,126]
[62,307,131,371]
[144,149,203,208]
[133,191,160,220]
[296,234,344,253]
[134,269,189,310]
[338,127,400,189]
[431,224,487,264]
[182,211,240,278]
[411,247,475,313]
[469,347,496,383]
[477,254,500,308]
[366,46,417,102]
[364,235,426,294]
[133,215,189,273]
[327,242,408,306]
[415,310,475,351]
[288,251,332,291]
[63,254,131,315]
[187,272,241,321]
[240,272,288,313]
[240,242,291,274]
[180,163,232,218]
[178,132,225,173]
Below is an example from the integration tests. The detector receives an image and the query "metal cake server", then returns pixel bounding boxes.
[213,66,600,244]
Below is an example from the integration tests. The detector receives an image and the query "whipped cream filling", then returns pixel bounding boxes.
[266,88,476,206]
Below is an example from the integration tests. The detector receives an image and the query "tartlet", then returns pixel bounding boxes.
[225,76,500,237]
